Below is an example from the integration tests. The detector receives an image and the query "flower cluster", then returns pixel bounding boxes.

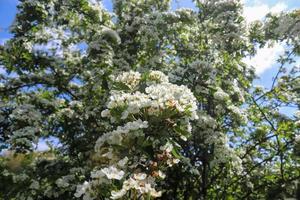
[102,71,198,122]
[214,87,229,101]
[228,105,248,124]
[75,70,198,199]
[111,173,162,199]
[113,70,141,89]
[94,119,149,152]
[146,70,169,85]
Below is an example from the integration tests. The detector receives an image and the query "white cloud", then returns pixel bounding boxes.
[243,1,287,23]
[270,2,288,13]
[242,1,288,74]
[243,42,285,74]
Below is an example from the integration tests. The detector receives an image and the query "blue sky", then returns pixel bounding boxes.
[0,0,17,43]
[0,0,299,150]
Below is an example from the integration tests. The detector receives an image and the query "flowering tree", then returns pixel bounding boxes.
[0,0,299,199]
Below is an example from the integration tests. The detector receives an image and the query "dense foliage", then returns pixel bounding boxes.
[0,0,300,199]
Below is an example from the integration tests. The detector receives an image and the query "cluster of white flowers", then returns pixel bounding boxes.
[102,166,125,180]
[74,181,93,200]
[75,166,125,200]
[197,113,217,129]
[101,91,150,120]
[295,135,300,143]
[194,110,244,173]
[159,142,180,167]
[76,70,199,199]
[146,70,169,85]
[102,71,198,122]
[213,87,229,101]
[94,119,148,152]
[231,80,246,103]
[200,130,223,145]
[211,144,243,174]
[145,83,198,119]
[228,105,248,124]
[111,173,161,199]
[55,175,75,188]
[29,180,40,190]
[114,70,141,89]
[76,151,172,199]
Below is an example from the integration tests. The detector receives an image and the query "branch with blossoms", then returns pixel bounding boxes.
[74,70,198,199]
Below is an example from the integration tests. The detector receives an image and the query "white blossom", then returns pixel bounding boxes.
[101,166,125,180]
[160,142,173,153]
[146,70,169,85]
[95,119,148,151]
[29,180,40,190]
[158,170,166,179]
[104,71,198,121]
[110,174,162,199]
[117,156,129,168]
[111,189,127,199]
[115,70,141,89]
[74,181,91,198]
[214,87,229,101]
[133,173,147,181]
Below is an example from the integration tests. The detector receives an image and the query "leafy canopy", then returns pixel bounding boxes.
[0,0,300,199]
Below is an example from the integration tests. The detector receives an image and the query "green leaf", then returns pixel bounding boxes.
[171,147,181,159]
[174,125,190,137]
[112,82,131,91]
